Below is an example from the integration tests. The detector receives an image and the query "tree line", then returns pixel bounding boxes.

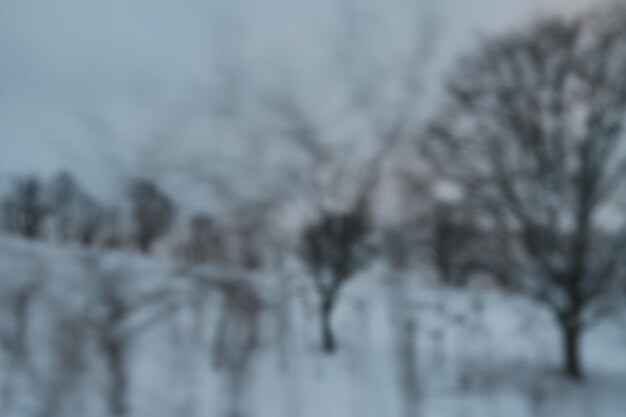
[0,172,263,269]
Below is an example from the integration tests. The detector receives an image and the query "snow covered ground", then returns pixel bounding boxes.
[0,236,624,417]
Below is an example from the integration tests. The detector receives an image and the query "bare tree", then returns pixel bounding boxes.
[431,202,479,286]
[90,270,132,417]
[100,208,125,250]
[1,176,50,239]
[48,171,79,242]
[48,171,106,247]
[424,11,626,379]
[0,281,39,414]
[40,314,89,417]
[300,203,371,353]
[83,260,184,416]
[129,179,176,253]
[211,281,261,417]
[256,1,439,354]
[181,214,223,263]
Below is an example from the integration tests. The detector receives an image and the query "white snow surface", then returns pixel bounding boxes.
[0,235,625,417]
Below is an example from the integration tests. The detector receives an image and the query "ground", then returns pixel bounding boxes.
[0,236,624,417]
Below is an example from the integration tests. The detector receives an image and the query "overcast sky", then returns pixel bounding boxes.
[0,0,595,203]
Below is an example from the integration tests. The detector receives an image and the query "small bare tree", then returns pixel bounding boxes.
[48,171,80,242]
[129,179,176,253]
[300,202,370,353]
[48,171,107,247]
[181,214,224,263]
[0,281,39,414]
[84,260,186,416]
[424,11,626,379]
[431,202,479,286]
[211,281,261,417]
[257,0,439,354]
[89,268,133,417]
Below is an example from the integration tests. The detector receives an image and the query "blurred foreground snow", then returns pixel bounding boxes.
[0,236,624,417]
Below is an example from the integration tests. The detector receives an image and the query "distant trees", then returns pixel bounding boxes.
[0,173,179,255]
[0,172,111,247]
[425,13,626,379]
[181,214,222,263]
[129,179,176,253]
[1,176,50,238]
[48,171,106,246]
[48,171,81,241]
[178,213,267,271]
[300,202,371,353]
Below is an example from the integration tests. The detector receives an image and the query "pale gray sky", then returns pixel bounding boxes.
[0,0,595,203]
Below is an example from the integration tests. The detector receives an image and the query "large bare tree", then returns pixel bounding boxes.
[424,10,626,379]
[256,0,439,353]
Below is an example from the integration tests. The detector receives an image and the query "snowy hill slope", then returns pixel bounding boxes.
[0,236,625,417]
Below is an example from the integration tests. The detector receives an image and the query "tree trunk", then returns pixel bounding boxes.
[561,323,583,380]
[102,336,128,416]
[320,300,336,354]
[138,239,151,254]
[107,343,128,416]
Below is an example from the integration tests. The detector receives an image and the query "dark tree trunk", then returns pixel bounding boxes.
[104,337,128,416]
[138,237,151,254]
[100,303,129,417]
[560,323,583,380]
[435,255,452,286]
[320,299,336,354]
[24,219,40,239]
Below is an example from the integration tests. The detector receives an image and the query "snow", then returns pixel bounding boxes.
[0,235,624,417]
[1,1,623,415]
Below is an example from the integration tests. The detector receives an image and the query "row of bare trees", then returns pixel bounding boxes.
[0,173,173,252]
[0,172,266,268]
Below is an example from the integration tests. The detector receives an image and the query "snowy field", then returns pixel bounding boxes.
[2,1,626,417]
[0,236,625,417]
